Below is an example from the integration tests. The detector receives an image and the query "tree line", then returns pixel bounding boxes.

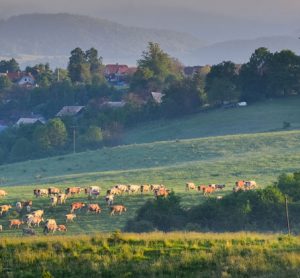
[0,43,300,164]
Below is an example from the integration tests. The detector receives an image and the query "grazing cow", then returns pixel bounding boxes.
[50,196,58,207]
[48,187,60,195]
[9,219,24,229]
[0,205,12,215]
[244,180,256,190]
[154,188,170,198]
[186,182,196,191]
[27,216,44,228]
[115,184,128,193]
[65,214,76,222]
[70,202,85,213]
[105,194,114,206]
[16,202,22,212]
[87,204,101,214]
[209,184,216,189]
[140,184,151,194]
[43,219,58,234]
[215,184,226,190]
[150,184,164,191]
[0,189,7,197]
[127,184,140,194]
[22,228,36,236]
[110,205,127,216]
[31,210,44,218]
[65,187,82,196]
[108,188,122,195]
[33,188,48,198]
[57,224,67,232]
[22,200,33,207]
[57,193,67,204]
[85,186,100,195]
[203,186,215,196]
[198,185,206,192]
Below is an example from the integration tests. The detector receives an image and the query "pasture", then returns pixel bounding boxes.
[1,232,300,277]
[0,129,299,234]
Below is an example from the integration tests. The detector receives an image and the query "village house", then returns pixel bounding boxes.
[15,117,45,126]
[56,106,85,117]
[104,64,136,85]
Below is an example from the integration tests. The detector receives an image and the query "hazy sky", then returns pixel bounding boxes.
[1,0,299,42]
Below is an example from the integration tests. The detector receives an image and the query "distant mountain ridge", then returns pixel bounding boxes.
[0,13,205,67]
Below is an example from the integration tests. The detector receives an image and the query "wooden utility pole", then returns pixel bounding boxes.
[73,126,76,154]
[285,195,291,235]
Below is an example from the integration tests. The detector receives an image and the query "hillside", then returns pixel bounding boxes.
[0,13,204,67]
[123,96,300,144]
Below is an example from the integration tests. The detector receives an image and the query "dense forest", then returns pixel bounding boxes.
[0,43,300,164]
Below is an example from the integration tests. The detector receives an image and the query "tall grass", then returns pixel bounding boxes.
[0,232,299,277]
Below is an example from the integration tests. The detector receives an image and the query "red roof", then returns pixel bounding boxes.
[105,64,129,75]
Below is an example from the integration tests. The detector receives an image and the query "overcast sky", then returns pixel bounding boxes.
[1,0,299,42]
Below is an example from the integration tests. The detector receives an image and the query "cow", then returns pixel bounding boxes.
[27,216,44,227]
[16,202,22,212]
[108,188,122,195]
[203,186,215,196]
[22,228,36,236]
[65,187,82,196]
[57,193,67,204]
[48,187,60,195]
[185,182,196,191]
[85,186,101,196]
[110,205,127,216]
[150,184,164,191]
[209,184,216,189]
[115,184,128,193]
[0,205,12,215]
[215,184,226,190]
[50,196,58,207]
[9,219,24,229]
[43,219,58,234]
[140,184,151,194]
[244,180,256,190]
[87,204,101,214]
[22,200,33,207]
[154,188,170,198]
[198,185,206,192]
[127,184,141,194]
[65,214,76,222]
[235,180,245,191]
[33,188,48,198]
[31,210,44,218]
[70,202,85,213]
[57,224,67,232]
[105,194,114,206]
[0,189,7,197]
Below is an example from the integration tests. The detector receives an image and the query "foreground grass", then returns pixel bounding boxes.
[0,232,300,277]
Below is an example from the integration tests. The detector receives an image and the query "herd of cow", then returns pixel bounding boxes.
[0,180,256,235]
[0,183,169,235]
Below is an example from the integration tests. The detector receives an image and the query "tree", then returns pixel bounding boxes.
[205,61,240,104]
[131,42,183,92]
[9,138,33,161]
[0,58,20,73]
[85,48,103,76]
[79,125,103,149]
[68,47,91,83]
[0,76,12,90]
[33,125,51,151]
[276,172,300,202]
[46,118,67,148]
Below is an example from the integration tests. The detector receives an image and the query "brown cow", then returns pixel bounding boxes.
[186,182,196,191]
[31,210,44,218]
[57,224,67,232]
[87,204,101,214]
[203,186,215,196]
[0,190,7,197]
[110,205,127,216]
[48,187,60,195]
[65,214,76,222]
[9,219,24,229]
[198,185,206,192]
[33,188,48,198]
[150,184,164,191]
[21,200,33,207]
[65,187,82,196]
[27,216,44,227]
[0,205,12,215]
[70,202,85,213]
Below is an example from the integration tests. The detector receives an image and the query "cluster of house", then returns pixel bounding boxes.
[0,71,36,88]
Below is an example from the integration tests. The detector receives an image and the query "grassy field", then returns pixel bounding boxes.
[0,130,299,235]
[123,96,300,144]
[1,232,300,277]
